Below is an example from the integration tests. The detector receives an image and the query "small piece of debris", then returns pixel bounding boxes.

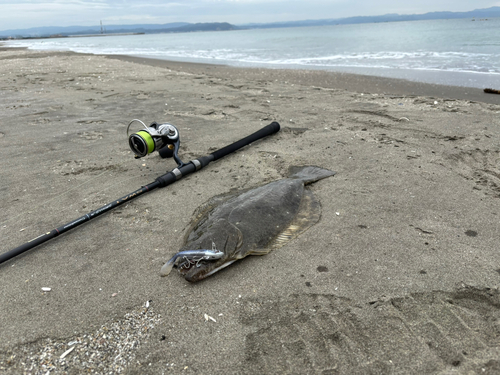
[204,314,216,322]
[484,88,500,94]
[41,287,52,292]
[59,345,75,359]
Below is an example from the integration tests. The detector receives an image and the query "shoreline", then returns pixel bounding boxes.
[106,54,500,104]
[2,44,499,104]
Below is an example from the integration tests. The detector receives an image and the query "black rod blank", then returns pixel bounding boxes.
[0,122,280,265]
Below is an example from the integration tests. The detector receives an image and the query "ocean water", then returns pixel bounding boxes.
[7,18,500,88]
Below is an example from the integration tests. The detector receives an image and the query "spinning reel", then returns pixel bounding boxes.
[127,119,184,166]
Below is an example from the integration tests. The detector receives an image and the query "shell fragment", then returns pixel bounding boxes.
[60,345,76,359]
[204,314,216,322]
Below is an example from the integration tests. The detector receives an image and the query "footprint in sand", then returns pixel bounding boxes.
[447,149,500,198]
[239,286,500,374]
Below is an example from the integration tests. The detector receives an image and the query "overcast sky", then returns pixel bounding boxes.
[1,0,499,30]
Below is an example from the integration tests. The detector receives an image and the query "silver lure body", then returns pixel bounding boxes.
[160,249,224,276]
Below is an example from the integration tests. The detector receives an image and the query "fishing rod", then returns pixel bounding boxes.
[0,120,280,265]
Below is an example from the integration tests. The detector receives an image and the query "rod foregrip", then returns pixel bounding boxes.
[155,122,280,188]
[211,122,280,161]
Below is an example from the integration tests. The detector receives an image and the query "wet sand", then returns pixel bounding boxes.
[1,48,500,374]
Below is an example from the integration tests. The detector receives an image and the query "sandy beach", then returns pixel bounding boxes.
[1,47,500,374]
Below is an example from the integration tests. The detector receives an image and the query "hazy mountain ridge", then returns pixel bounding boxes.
[63,22,236,36]
[1,7,499,38]
[241,6,500,28]
[0,22,191,38]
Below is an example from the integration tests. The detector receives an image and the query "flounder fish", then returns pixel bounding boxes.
[161,166,335,282]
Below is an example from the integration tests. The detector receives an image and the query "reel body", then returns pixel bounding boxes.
[127,119,184,166]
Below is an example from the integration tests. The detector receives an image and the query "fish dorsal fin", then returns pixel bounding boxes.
[268,189,321,250]
[288,166,336,185]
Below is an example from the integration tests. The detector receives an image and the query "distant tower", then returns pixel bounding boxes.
[100,20,104,34]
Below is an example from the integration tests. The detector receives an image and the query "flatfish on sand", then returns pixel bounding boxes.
[162,166,335,282]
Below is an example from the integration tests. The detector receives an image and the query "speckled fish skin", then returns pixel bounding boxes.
[175,166,336,282]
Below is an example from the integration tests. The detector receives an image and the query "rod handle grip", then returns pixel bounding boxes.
[211,122,280,161]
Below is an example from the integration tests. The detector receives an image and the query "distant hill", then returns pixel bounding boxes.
[240,6,500,28]
[0,22,224,38]
[169,22,236,32]
[1,7,499,38]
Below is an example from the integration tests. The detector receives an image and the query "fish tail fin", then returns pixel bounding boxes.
[288,166,336,184]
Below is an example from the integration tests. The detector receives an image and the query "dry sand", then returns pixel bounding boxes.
[1,47,500,374]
